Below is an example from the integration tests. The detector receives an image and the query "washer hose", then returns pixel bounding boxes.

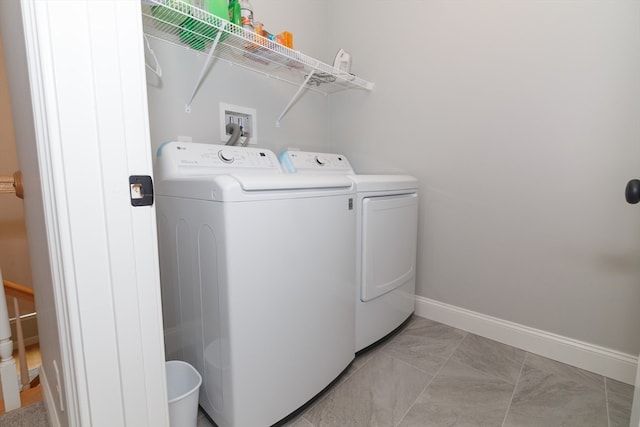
[225,123,241,146]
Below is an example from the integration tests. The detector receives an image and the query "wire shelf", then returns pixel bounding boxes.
[141,0,374,94]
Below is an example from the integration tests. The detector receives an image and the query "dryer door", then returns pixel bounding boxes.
[361,193,418,302]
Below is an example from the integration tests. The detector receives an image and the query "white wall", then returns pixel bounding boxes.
[145,0,332,156]
[0,29,34,314]
[145,0,640,358]
[327,1,640,356]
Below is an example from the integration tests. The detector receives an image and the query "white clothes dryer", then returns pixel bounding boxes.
[155,142,356,427]
[279,151,418,352]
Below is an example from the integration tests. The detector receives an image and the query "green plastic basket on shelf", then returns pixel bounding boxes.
[179,17,226,50]
[150,1,189,27]
[152,0,229,51]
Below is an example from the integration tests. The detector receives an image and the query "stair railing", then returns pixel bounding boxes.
[0,173,30,412]
[4,278,33,392]
[0,270,36,412]
[0,171,23,199]
[0,268,20,412]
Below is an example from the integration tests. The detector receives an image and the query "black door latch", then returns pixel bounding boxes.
[129,175,154,207]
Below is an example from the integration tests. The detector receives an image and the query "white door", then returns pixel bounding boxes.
[361,194,418,301]
[0,1,168,426]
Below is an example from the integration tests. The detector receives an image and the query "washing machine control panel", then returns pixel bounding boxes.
[279,151,354,174]
[157,141,282,178]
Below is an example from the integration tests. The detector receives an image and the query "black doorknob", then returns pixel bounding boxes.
[626,179,640,204]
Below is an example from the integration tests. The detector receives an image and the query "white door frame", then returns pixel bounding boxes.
[17,1,168,425]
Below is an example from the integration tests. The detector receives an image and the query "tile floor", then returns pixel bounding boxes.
[197,315,635,427]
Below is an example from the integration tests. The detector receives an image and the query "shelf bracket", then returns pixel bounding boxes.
[185,23,227,113]
[275,70,316,127]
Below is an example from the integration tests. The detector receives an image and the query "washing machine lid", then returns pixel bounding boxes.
[230,174,352,191]
[155,142,354,200]
[157,174,354,201]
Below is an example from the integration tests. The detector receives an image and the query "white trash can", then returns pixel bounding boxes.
[166,360,202,427]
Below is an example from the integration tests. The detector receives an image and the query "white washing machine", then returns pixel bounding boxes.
[154,142,356,427]
[279,151,418,352]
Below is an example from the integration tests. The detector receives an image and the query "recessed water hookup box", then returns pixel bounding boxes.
[219,102,258,145]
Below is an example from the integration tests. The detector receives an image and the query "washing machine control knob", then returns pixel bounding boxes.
[218,150,235,163]
[315,156,327,166]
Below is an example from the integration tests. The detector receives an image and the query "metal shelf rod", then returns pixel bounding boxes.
[276,70,316,127]
[185,23,227,113]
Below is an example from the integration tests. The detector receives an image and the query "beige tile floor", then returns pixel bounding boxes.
[197,315,634,427]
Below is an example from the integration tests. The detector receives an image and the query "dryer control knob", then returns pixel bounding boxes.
[315,156,327,166]
[219,150,235,163]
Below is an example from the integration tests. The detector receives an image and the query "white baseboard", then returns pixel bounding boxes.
[415,295,637,385]
[39,365,61,427]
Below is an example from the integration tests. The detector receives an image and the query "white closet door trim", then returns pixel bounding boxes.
[22,0,168,425]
